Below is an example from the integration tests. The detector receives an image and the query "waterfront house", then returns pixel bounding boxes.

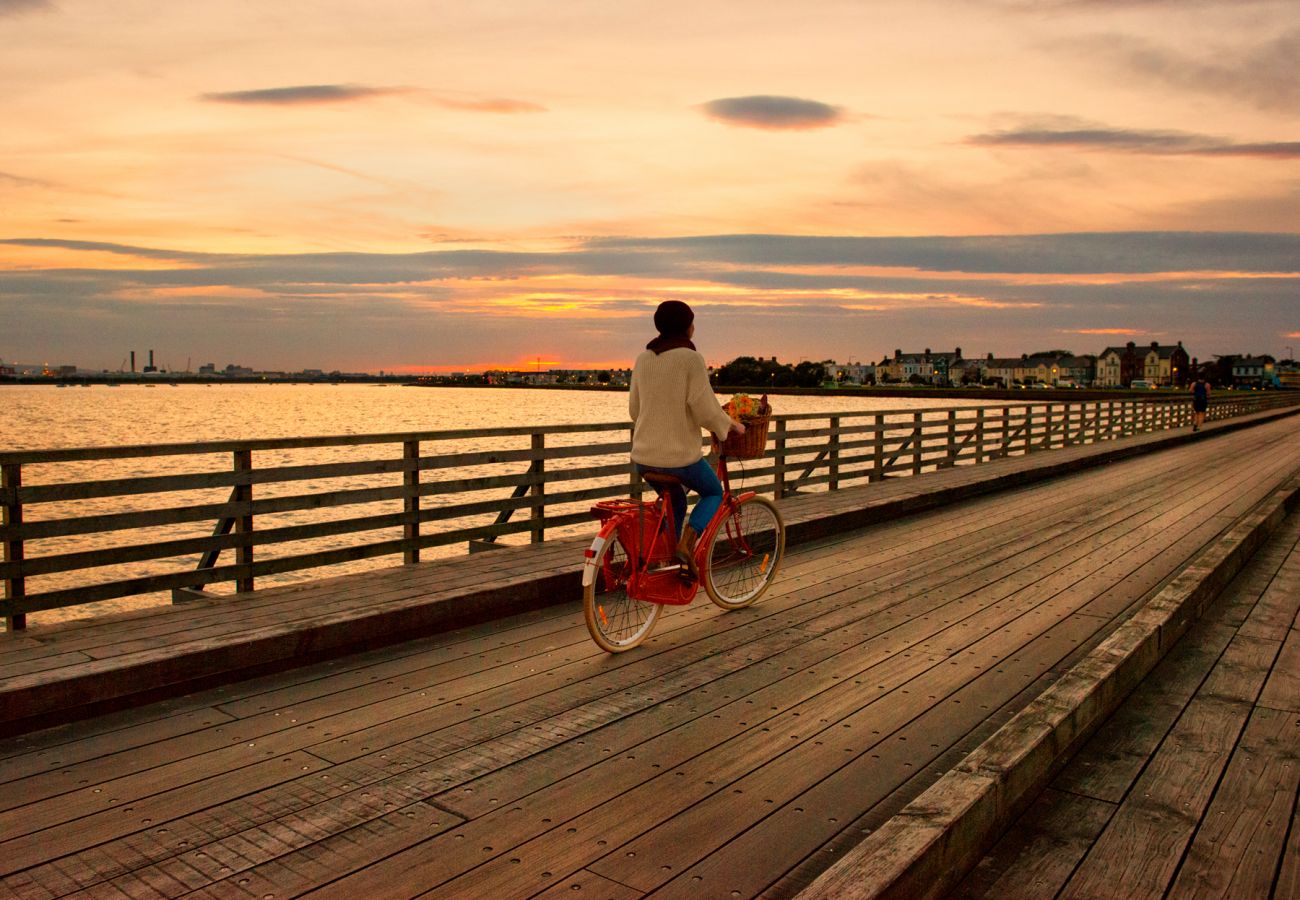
[882,348,964,385]
[1143,342,1191,386]
[1232,356,1276,387]
[824,362,876,385]
[1096,342,1145,388]
[980,355,1020,387]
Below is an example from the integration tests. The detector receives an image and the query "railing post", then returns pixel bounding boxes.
[1043,404,1053,450]
[911,412,923,475]
[975,408,985,464]
[945,410,956,467]
[2,463,25,632]
[630,427,642,500]
[829,416,840,490]
[530,432,546,542]
[774,419,787,500]
[1001,406,1011,457]
[403,440,420,565]
[871,413,885,482]
[1024,406,1034,454]
[234,449,254,594]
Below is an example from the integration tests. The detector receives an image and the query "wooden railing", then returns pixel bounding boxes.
[3,392,1297,630]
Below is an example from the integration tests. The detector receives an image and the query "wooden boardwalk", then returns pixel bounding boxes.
[1,414,1298,898]
[954,495,1300,899]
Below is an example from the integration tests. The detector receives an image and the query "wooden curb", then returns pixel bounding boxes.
[797,471,1300,900]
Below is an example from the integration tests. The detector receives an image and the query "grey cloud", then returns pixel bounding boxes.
[0,170,54,188]
[969,125,1300,158]
[1082,30,1300,113]
[0,237,221,261]
[701,95,844,130]
[585,232,1300,275]
[0,0,51,15]
[201,84,405,105]
[9,233,1300,290]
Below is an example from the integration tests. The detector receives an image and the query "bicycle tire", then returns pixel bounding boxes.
[583,530,662,652]
[702,494,785,609]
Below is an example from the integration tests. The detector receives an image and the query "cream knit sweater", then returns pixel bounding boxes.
[629,347,734,467]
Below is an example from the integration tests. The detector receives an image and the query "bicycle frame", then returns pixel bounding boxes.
[583,455,757,607]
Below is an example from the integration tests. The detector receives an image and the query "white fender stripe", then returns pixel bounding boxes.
[582,535,607,587]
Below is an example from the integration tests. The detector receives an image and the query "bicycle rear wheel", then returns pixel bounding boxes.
[583,532,661,652]
[702,494,784,610]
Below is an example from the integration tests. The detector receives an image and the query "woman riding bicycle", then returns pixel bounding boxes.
[629,300,745,579]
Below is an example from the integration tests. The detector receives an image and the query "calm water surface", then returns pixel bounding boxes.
[5,384,997,626]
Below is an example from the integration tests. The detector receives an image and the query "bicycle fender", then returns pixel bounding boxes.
[582,527,615,588]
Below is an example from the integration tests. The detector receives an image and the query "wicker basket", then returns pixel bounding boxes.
[717,414,771,459]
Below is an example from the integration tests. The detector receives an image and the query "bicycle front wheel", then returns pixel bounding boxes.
[583,532,661,652]
[703,495,785,610]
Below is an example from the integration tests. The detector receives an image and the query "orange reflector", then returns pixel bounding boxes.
[598,605,609,626]
[760,553,770,573]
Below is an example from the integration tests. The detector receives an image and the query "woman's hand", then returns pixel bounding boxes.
[729,418,746,436]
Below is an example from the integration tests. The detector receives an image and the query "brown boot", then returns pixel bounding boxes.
[675,525,699,580]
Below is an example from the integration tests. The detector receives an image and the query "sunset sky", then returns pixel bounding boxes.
[2,0,1297,373]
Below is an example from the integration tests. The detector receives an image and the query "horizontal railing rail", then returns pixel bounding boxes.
[3,392,1297,630]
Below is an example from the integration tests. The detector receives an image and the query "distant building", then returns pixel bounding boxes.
[224,364,255,377]
[1096,341,1188,387]
[1096,342,1145,388]
[880,348,963,384]
[824,362,875,385]
[1143,341,1190,386]
[1232,356,1275,387]
[198,363,217,375]
[981,355,1021,387]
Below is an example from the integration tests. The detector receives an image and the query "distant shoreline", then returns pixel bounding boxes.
[1,377,1234,404]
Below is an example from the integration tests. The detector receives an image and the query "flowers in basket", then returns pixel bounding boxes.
[723,393,771,423]
[718,394,771,459]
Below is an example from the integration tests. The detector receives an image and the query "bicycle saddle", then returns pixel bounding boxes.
[640,471,684,487]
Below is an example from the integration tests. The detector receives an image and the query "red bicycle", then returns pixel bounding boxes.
[581,445,785,652]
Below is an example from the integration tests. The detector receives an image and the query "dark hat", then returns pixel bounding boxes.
[653,300,694,337]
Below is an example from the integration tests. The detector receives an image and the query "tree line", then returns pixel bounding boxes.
[713,356,828,388]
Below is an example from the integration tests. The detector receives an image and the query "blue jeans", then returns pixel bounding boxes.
[635,458,723,537]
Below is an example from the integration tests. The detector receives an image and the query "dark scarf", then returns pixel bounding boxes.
[646,335,696,355]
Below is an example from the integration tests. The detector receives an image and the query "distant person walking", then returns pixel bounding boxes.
[1191,375,1210,431]
[629,300,745,578]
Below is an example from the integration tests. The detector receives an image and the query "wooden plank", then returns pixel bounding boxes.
[0,750,329,874]
[0,707,238,787]
[1049,621,1237,803]
[1256,626,1300,712]
[949,788,1115,900]
[1057,695,1253,899]
[0,648,97,682]
[123,800,460,899]
[1168,706,1300,898]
